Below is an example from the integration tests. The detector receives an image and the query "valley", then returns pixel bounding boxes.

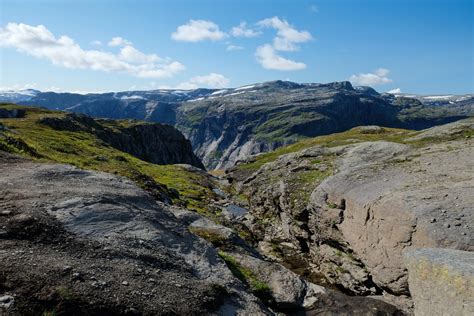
[1,92,472,315]
[2,81,472,169]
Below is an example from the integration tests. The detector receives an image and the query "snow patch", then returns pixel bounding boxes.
[225,91,246,97]
[121,95,145,100]
[187,97,204,102]
[423,95,453,100]
[211,89,228,95]
[234,84,256,91]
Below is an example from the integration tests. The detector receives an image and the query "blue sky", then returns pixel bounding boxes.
[1,0,472,94]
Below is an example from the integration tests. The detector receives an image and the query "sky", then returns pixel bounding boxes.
[0,0,473,94]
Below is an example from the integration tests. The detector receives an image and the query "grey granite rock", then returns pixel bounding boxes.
[404,248,474,316]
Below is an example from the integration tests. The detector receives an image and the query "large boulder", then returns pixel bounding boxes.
[404,248,474,316]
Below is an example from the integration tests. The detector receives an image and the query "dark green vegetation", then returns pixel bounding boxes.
[0,104,216,213]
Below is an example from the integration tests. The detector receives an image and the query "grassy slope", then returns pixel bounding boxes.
[0,104,215,213]
[236,126,418,172]
[232,120,473,204]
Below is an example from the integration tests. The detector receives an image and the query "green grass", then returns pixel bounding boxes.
[237,126,419,172]
[0,104,215,213]
[218,251,271,298]
[327,201,338,209]
[287,163,334,204]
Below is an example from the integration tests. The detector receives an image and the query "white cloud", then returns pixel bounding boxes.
[226,44,244,51]
[387,88,401,94]
[90,40,102,46]
[231,22,261,38]
[118,45,160,63]
[350,68,393,86]
[108,36,132,47]
[0,82,38,91]
[310,5,319,13]
[162,73,230,89]
[255,44,306,71]
[258,16,312,51]
[0,23,185,79]
[171,20,226,42]
[253,17,311,71]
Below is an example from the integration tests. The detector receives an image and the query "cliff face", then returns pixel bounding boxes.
[40,113,204,169]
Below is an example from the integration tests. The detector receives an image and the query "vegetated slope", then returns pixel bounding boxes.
[2,81,472,169]
[0,104,211,212]
[225,119,473,296]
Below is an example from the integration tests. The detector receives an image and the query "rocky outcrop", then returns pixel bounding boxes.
[404,248,474,316]
[0,108,25,119]
[0,154,264,315]
[309,139,473,294]
[226,118,473,301]
[168,198,405,314]
[39,113,204,168]
[0,151,406,315]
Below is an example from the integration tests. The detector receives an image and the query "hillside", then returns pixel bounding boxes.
[0,104,212,212]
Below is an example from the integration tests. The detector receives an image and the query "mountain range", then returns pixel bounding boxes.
[1,81,473,169]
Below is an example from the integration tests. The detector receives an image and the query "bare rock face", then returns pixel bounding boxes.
[226,118,473,301]
[310,138,473,294]
[404,248,474,316]
[0,155,265,315]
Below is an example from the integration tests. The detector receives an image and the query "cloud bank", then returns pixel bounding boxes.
[0,23,185,79]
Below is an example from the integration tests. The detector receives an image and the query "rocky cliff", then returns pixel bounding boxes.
[225,118,473,299]
[175,81,471,169]
[39,113,204,169]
